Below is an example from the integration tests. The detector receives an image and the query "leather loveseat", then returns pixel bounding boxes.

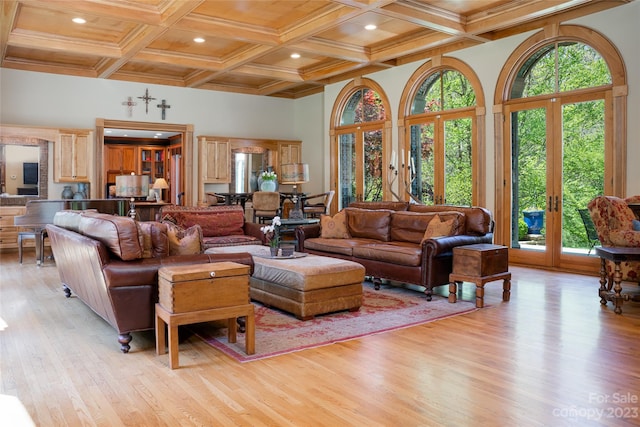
[295,201,493,300]
[46,210,254,353]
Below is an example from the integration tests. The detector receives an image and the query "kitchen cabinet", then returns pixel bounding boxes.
[55,131,90,182]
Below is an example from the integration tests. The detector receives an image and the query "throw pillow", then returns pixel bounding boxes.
[320,211,350,239]
[422,215,455,241]
[165,222,203,255]
[633,219,640,231]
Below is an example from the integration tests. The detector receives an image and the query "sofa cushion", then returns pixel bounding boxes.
[53,209,96,233]
[137,221,169,258]
[304,237,376,256]
[203,234,261,248]
[408,204,491,235]
[160,205,245,237]
[344,208,393,242]
[390,211,464,243]
[79,212,143,261]
[165,223,203,255]
[352,242,423,267]
[320,211,350,239]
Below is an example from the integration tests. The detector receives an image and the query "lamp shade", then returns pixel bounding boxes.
[280,163,309,184]
[153,178,169,189]
[115,174,149,198]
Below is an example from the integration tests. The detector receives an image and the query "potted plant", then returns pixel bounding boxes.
[260,216,281,256]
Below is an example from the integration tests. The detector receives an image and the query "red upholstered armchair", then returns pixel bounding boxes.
[587,195,640,283]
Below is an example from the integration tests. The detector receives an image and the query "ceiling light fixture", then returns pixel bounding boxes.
[365,24,377,31]
[194,37,205,43]
[290,53,301,59]
[72,17,86,24]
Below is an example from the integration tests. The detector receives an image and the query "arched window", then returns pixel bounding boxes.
[494,25,627,273]
[399,57,485,206]
[330,80,392,209]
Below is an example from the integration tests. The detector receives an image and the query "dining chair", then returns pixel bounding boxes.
[252,191,281,223]
[303,190,335,218]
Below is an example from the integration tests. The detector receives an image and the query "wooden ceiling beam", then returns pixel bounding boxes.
[8,30,120,57]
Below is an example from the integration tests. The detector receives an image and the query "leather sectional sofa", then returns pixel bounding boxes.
[46,210,254,353]
[295,201,494,300]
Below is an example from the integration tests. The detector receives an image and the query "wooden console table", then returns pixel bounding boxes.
[595,246,640,314]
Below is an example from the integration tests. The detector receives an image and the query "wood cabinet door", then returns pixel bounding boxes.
[55,132,90,182]
[105,145,136,183]
[278,141,301,166]
[199,138,230,183]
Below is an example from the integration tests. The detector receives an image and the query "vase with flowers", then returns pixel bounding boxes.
[260,216,282,257]
[259,170,277,192]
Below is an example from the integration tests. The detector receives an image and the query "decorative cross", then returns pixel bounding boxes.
[121,96,137,117]
[137,88,156,114]
[157,99,171,120]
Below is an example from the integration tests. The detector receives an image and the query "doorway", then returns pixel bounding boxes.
[95,119,193,206]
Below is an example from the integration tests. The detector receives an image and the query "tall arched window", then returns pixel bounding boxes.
[330,79,391,210]
[494,25,627,273]
[399,57,485,206]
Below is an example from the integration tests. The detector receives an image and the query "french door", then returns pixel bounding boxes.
[505,92,606,272]
[336,123,383,209]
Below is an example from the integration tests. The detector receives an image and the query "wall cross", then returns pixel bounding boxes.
[121,96,137,117]
[137,88,156,114]
[157,99,171,120]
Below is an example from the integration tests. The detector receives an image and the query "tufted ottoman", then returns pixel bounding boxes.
[205,245,365,320]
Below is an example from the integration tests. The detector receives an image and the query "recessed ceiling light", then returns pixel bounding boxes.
[290,53,301,59]
[194,37,205,43]
[72,17,86,24]
[365,24,377,31]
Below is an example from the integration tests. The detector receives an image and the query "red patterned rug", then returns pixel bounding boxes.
[190,282,477,362]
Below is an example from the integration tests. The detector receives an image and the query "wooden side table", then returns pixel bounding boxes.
[156,303,255,369]
[449,244,511,308]
[595,246,640,314]
[155,262,255,369]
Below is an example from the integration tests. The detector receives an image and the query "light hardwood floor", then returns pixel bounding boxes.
[1,249,639,427]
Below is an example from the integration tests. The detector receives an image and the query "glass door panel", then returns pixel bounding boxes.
[409,123,435,204]
[560,99,604,256]
[511,106,548,253]
[363,129,383,201]
[444,117,472,205]
[338,133,356,208]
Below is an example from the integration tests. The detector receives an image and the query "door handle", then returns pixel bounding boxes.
[548,196,552,212]
[555,196,559,212]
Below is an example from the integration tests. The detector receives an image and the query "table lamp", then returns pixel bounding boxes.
[280,163,309,220]
[115,174,149,218]
[152,177,169,202]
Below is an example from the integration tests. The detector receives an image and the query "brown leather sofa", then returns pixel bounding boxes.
[46,210,254,353]
[295,201,493,300]
[159,205,266,249]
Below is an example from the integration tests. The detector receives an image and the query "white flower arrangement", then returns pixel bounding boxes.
[260,170,277,181]
[260,216,282,247]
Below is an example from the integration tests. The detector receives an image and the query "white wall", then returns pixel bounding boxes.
[322,1,640,213]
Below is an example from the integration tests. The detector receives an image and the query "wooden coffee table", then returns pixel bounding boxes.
[595,246,640,314]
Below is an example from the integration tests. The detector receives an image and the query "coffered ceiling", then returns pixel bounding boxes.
[0,0,631,99]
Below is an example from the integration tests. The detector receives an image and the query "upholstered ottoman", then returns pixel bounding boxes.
[205,245,365,320]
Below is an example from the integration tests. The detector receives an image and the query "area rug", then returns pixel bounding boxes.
[189,283,477,362]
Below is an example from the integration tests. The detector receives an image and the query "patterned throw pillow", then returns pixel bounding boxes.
[164,222,203,255]
[422,214,455,241]
[320,211,351,239]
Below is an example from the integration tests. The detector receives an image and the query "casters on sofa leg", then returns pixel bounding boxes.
[118,333,132,353]
[425,289,433,301]
[62,284,72,298]
[373,277,382,290]
[237,317,246,333]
